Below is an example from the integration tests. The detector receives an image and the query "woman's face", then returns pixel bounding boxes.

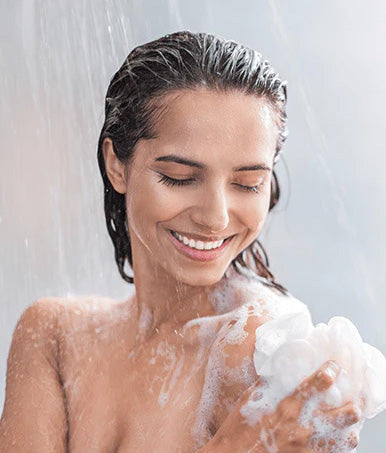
[109,88,278,287]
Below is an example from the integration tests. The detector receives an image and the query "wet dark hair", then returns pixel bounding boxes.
[97,30,290,296]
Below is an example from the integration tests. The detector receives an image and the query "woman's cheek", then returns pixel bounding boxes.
[129,178,190,226]
[241,194,270,240]
[152,186,191,220]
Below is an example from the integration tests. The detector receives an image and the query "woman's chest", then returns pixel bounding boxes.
[60,331,216,452]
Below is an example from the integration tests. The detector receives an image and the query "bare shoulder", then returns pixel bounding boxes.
[16,297,63,332]
[51,293,138,374]
[208,277,299,429]
[7,298,65,371]
[1,294,136,450]
[8,294,135,364]
[1,299,69,450]
[213,274,308,371]
[210,276,287,367]
[51,293,135,333]
[19,293,134,334]
[211,303,271,375]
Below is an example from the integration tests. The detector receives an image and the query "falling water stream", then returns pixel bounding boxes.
[1,1,386,451]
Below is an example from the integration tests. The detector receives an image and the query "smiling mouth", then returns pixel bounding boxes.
[167,229,235,262]
[169,229,233,250]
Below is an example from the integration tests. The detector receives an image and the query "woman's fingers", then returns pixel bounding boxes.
[309,398,363,452]
[321,401,362,428]
[346,431,359,449]
[279,360,341,420]
[310,431,359,452]
[317,395,366,429]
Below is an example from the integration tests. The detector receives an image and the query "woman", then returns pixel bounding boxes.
[0,31,361,452]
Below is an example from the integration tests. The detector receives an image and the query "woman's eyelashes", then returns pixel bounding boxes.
[157,174,263,194]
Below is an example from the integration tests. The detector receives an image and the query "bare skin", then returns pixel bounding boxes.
[0,291,361,452]
[0,88,362,452]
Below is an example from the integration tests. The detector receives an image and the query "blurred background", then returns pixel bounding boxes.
[1,0,385,450]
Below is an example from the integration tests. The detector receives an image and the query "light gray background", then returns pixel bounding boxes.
[1,0,385,451]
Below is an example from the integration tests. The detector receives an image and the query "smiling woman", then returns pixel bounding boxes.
[98,32,289,297]
[0,31,363,452]
[102,87,281,291]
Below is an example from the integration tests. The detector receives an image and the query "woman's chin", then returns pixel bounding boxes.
[172,267,226,288]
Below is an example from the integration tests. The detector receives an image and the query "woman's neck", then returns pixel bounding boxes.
[132,266,220,342]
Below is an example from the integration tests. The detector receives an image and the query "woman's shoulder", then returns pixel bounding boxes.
[54,293,133,325]
[209,271,310,369]
[10,298,64,368]
[19,294,138,381]
[205,272,311,428]
[214,269,307,317]
[18,293,136,346]
[27,293,132,317]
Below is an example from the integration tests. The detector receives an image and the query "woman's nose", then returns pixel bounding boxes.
[189,183,230,233]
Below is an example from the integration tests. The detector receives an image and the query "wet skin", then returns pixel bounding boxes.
[49,289,271,451]
[100,87,277,450]
[0,88,361,452]
[102,87,277,333]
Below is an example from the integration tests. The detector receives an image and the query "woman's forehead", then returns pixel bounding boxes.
[148,88,278,153]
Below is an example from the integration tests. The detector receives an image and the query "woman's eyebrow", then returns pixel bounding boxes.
[154,154,272,172]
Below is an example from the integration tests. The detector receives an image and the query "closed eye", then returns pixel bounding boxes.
[157,174,262,194]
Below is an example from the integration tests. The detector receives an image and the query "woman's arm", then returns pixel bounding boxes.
[0,299,68,452]
[199,303,361,452]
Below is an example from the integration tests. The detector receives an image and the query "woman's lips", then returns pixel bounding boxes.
[168,229,233,262]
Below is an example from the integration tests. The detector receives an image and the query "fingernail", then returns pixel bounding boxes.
[325,360,340,377]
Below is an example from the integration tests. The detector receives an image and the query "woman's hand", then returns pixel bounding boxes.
[199,360,361,453]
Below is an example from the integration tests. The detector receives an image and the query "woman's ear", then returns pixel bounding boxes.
[102,138,127,194]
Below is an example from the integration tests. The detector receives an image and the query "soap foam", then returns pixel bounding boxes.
[251,311,386,419]
[191,303,253,446]
[239,280,385,451]
[191,268,385,450]
[191,268,308,448]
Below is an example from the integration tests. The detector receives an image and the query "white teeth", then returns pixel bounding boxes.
[204,242,212,250]
[196,241,205,250]
[172,231,225,250]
